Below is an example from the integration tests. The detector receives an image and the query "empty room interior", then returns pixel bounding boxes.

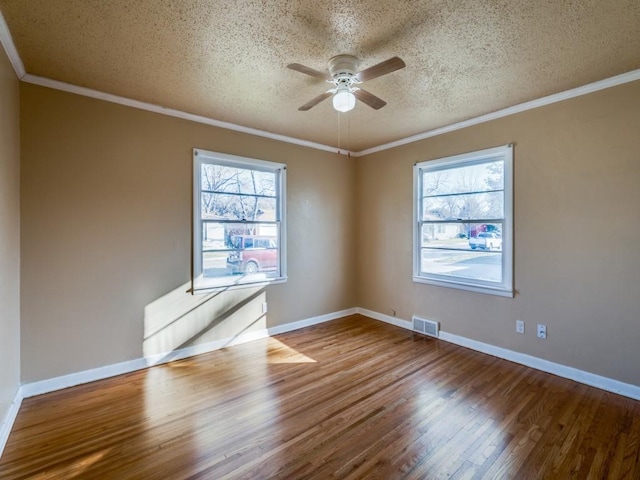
[1,1,640,478]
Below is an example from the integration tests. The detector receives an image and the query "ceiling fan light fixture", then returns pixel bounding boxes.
[333,89,356,112]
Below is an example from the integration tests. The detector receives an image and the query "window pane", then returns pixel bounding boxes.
[422,160,503,196]
[200,221,280,280]
[420,248,502,283]
[420,221,504,282]
[422,191,503,221]
[201,164,276,196]
[201,193,276,221]
[421,223,469,250]
[422,223,502,250]
[414,145,512,296]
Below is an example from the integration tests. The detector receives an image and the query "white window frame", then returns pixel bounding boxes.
[413,144,513,297]
[193,149,287,293]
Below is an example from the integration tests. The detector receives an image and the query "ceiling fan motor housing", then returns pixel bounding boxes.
[328,55,359,76]
[328,55,360,87]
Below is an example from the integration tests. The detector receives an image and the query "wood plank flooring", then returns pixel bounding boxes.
[1,314,639,479]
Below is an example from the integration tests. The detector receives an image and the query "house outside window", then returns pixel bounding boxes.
[413,144,513,297]
[193,149,286,292]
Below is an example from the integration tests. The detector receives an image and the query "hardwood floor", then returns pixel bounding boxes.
[2,314,639,479]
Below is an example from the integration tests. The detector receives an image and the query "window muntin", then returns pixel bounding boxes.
[193,150,286,292]
[413,145,513,297]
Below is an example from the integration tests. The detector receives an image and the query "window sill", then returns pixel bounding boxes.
[413,275,514,298]
[192,275,287,295]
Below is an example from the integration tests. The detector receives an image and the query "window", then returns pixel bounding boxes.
[193,149,286,292]
[413,145,513,297]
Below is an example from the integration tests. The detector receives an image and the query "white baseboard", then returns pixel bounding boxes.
[144,308,357,367]
[356,307,412,330]
[0,386,24,458]
[2,307,355,459]
[7,304,639,461]
[21,308,356,399]
[268,308,356,336]
[357,308,640,401]
[437,331,640,401]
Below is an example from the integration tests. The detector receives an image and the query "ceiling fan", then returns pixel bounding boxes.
[287,55,406,113]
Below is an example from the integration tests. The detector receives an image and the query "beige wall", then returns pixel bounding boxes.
[0,47,20,423]
[20,83,356,382]
[17,76,640,388]
[356,80,640,386]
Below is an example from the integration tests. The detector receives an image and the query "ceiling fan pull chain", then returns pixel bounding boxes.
[348,112,351,156]
[337,108,342,154]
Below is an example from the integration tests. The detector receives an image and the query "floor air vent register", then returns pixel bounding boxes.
[412,316,439,337]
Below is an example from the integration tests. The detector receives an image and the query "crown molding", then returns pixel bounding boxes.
[22,74,349,156]
[0,9,25,78]
[24,67,640,159]
[1,4,345,154]
[353,68,640,157]
[3,7,639,158]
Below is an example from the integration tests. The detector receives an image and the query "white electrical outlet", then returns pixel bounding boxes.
[537,324,547,339]
[262,302,268,314]
[516,320,525,334]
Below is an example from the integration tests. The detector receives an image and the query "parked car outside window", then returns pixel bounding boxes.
[226,235,278,274]
[469,232,503,250]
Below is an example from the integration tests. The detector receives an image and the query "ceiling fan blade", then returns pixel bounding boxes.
[298,91,333,111]
[287,63,331,81]
[355,56,406,82]
[353,89,387,110]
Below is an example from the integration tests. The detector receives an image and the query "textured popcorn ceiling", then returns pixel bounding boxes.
[1,0,639,151]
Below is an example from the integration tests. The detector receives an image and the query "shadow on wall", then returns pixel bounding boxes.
[143,280,269,365]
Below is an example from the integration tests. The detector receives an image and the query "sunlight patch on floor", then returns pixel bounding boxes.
[30,448,112,479]
[265,337,317,364]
